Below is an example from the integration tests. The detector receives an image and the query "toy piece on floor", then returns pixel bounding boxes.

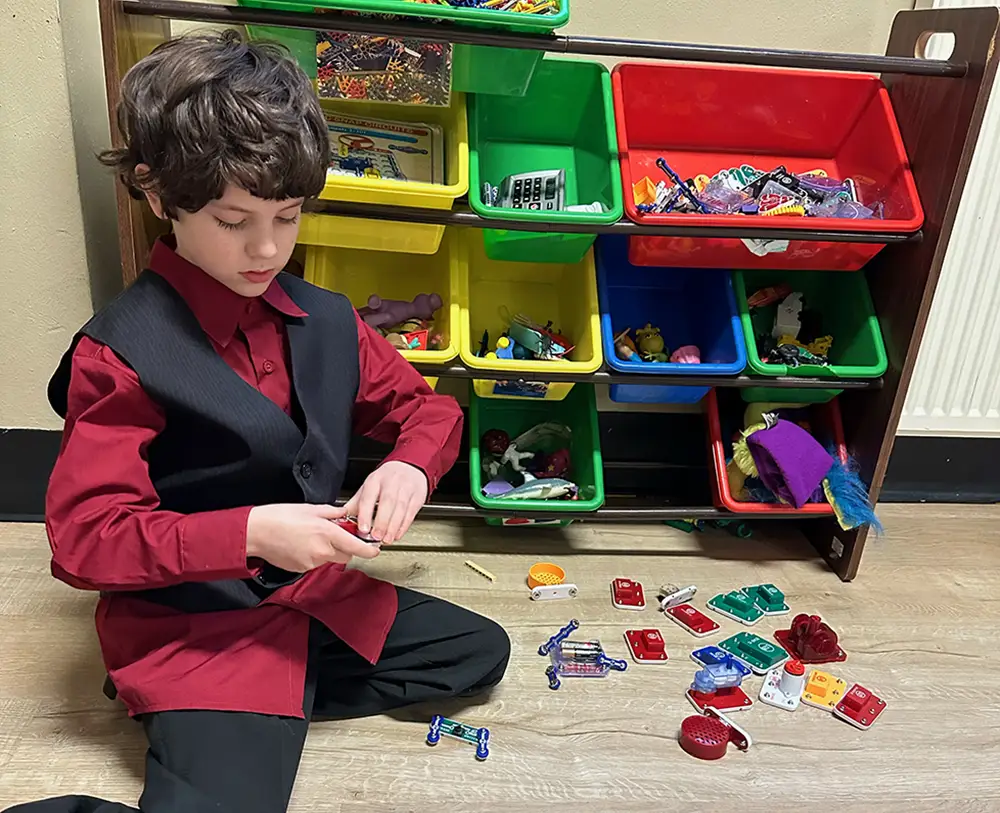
[611,578,646,610]
[665,518,753,538]
[801,669,848,711]
[624,629,669,664]
[774,613,847,663]
[358,293,442,331]
[717,632,789,674]
[679,707,752,760]
[686,660,753,713]
[666,603,720,637]
[658,583,697,611]
[759,659,807,711]
[544,624,628,690]
[707,590,764,625]
[833,684,887,730]
[530,582,579,601]
[538,619,580,655]
[464,560,495,582]
[527,562,565,589]
[742,583,790,616]
[690,646,751,678]
[426,715,490,761]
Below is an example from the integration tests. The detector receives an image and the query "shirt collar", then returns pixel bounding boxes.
[148,236,307,348]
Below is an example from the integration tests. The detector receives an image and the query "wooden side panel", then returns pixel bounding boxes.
[807,7,1000,580]
[98,0,170,287]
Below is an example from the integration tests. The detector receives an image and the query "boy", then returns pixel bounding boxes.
[8,31,509,813]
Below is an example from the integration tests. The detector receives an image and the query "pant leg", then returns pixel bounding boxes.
[5,664,319,813]
[311,586,511,720]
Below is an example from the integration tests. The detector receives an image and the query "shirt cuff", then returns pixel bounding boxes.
[179,506,255,580]
[381,444,440,495]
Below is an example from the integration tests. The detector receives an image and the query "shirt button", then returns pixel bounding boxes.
[300,462,313,479]
[262,360,275,375]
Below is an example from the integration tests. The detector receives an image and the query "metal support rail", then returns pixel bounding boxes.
[304,199,921,243]
[411,361,881,390]
[122,0,967,77]
[417,500,824,521]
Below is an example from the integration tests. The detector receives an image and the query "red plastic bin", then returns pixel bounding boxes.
[705,388,848,516]
[611,62,924,271]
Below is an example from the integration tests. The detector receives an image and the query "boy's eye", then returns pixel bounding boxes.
[277,214,300,225]
[215,217,246,231]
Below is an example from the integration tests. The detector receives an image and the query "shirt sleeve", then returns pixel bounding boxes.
[45,336,255,592]
[352,313,463,495]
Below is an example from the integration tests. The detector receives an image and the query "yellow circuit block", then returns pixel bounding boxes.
[801,669,848,711]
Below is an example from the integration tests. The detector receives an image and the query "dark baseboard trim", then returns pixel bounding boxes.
[1,428,996,522]
[879,435,1000,503]
[0,429,61,522]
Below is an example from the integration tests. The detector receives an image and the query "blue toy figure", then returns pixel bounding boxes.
[426,714,491,761]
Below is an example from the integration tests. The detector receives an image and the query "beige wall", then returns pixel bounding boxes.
[0,0,912,430]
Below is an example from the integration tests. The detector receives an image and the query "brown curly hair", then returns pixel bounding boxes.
[100,30,329,218]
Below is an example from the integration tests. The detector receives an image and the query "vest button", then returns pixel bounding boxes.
[300,462,313,479]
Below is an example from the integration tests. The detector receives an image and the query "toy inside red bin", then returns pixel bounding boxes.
[775,613,847,663]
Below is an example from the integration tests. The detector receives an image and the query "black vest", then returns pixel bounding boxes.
[47,270,360,613]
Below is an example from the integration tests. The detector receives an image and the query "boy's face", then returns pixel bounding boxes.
[147,181,304,297]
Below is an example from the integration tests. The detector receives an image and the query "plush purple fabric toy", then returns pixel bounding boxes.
[746,419,832,508]
[358,293,443,330]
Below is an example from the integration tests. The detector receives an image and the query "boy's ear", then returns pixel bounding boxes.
[135,163,168,220]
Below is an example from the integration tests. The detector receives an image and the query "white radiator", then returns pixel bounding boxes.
[900,0,1000,436]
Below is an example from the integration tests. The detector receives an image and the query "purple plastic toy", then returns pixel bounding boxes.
[357,293,443,330]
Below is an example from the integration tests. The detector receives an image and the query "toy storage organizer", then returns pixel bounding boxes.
[102,2,999,581]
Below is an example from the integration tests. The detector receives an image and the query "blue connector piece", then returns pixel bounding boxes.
[538,619,580,656]
[426,714,491,761]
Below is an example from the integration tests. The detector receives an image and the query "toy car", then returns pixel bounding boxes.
[426,715,490,761]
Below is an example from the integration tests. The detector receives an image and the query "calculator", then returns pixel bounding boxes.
[498,169,566,211]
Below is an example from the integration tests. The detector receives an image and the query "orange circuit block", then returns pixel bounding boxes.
[801,669,848,711]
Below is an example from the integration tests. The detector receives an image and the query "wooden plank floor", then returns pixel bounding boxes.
[2,505,999,812]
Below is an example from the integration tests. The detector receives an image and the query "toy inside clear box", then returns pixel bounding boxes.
[548,642,613,678]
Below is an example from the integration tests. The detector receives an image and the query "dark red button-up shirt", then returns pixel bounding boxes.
[45,238,463,718]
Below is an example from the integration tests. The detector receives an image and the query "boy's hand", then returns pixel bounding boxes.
[344,461,428,544]
[246,503,381,572]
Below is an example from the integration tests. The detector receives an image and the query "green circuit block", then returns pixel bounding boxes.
[708,590,764,624]
[743,583,790,615]
[718,632,789,674]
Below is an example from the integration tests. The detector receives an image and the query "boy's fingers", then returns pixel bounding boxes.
[355,481,379,535]
[382,498,411,544]
[371,488,397,541]
[326,525,380,560]
[312,503,349,520]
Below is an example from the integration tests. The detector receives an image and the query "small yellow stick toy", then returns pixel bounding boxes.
[465,560,496,582]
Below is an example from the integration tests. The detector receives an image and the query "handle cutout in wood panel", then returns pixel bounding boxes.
[915,30,957,61]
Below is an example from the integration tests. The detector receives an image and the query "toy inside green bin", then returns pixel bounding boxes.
[469,57,623,263]
[239,0,567,97]
[734,269,888,404]
[469,384,605,512]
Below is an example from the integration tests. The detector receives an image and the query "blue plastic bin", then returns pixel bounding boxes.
[595,235,747,404]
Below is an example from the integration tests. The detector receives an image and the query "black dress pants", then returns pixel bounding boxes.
[5,588,510,813]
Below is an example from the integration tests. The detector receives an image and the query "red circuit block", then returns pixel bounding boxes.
[666,604,721,637]
[774,613,847,664]
[833,684,887,730]
[611,578,646,610]
[625,629,669,663]
[686,685,753,713]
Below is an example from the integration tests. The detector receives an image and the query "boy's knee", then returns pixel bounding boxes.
[478,616,511,663]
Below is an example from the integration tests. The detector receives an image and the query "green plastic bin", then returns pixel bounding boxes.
[469,57,623,263]
[734,269,888,404]
[469,384,605,512]
[239,0,567,96]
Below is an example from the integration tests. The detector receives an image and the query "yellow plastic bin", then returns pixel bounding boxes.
[458,230,602,400]
[303,230,463,376]
[298,96,469,255]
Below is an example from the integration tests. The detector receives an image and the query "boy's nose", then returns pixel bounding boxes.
[249,234,279,260]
